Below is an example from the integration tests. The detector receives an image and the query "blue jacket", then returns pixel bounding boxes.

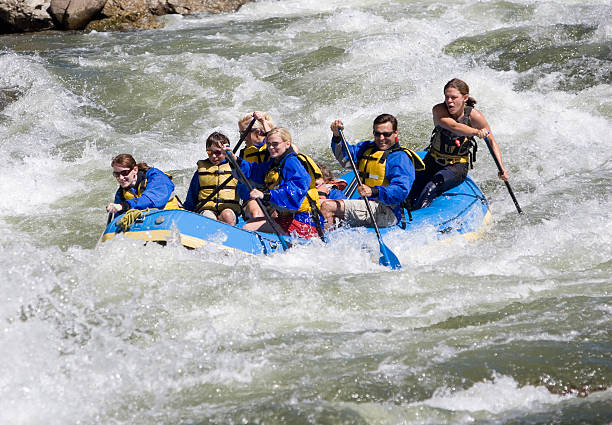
[236,151,310,213]
[327,187,347,200]
[114,168,175,210]
[331,137,415,220]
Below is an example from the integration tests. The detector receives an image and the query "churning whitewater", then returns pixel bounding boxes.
[1,0,611,424]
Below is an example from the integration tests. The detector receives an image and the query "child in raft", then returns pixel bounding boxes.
[183,132,240,225]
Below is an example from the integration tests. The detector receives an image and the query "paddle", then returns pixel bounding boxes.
[338,129,401,270]
[483,136,523,214]
[224,148,290,251]
[188,118,257,214]
[97,211,115,246]
[233,117,257,154]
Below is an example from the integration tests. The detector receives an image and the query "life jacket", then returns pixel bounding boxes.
[195,159,241,214]
[428,105,477,167]
[357,142,425,187]
[120,169,181,210]
[239,143,269,164]
[263,150,322,215]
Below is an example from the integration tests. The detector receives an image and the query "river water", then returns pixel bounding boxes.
[1,0,611,424]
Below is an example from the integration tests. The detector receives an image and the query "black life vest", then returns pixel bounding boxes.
[429,106,477,167]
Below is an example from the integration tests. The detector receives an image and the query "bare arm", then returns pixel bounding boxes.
[433,103,488,139]
[469,109,509,181]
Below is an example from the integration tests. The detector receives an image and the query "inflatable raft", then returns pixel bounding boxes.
[100,163,491,255]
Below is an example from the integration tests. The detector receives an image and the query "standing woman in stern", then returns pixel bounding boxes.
[106,154,180,215]
[409,78,509,209]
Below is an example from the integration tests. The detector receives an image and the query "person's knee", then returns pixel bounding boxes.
[220,209,236,225]
[321,200,344,217]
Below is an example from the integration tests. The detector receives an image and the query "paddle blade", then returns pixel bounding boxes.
[378,241,402,270]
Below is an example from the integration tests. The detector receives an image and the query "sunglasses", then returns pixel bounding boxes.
[373,130,394,137]
[240,128,264,138]
[112,168,133,178]
[206,149,225,156]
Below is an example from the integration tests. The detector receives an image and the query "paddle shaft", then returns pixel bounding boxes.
[338,130,383,239]
[190,118,257,215]
[233,117,257,154]
[483,137,523,214]
[225,151,290,250]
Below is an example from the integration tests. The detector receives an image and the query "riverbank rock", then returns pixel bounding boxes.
[86,0,252,31]
[0,0,53,33]
[0,0,253,33]
[49,0,106,30]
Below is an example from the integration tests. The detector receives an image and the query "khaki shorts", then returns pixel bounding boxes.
[343,199,397,227]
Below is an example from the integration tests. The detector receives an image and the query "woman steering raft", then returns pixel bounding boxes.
[409,78,509,209]
[106,154,180,215]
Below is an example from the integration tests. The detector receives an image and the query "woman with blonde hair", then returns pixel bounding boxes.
[231,127,323,239]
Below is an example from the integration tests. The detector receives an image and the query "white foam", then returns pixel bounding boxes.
[420,373,567,414]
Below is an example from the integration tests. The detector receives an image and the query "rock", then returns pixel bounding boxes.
[0,0,53,33]
[0,0,254,33]
[86,0,163,31]
[49,0,106,30]
[86,0,252,31]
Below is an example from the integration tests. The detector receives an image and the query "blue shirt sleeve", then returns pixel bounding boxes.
[330,137,370,169]
[376,151,415,206]
[182,171,200,212]
[113,188,122,204]
[126,168,175,210]
[327,188,347,200]
[236,183,251,201]
[236,158,270,186]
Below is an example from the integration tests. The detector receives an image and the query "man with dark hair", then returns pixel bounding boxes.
[321,114,424,228]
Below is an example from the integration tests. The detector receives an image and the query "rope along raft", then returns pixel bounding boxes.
[117,208,154,232]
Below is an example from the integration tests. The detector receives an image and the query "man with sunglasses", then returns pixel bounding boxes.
[321,113,423,229]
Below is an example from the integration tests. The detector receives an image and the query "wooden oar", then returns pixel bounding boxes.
[483,136,523,214]
[338,129,401,270]
[224,149,290,251]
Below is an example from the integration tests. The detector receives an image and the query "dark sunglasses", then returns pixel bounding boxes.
[206,149,225,156]
[112,168,133,178]
[373,130,394,137]
[240,128,264,137]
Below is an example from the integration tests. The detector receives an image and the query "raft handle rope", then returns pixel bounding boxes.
[117,208,153,232]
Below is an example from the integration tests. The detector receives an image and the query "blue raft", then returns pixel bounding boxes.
[100,159,491,255]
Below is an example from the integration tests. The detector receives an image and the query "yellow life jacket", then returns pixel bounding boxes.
[357,143,425,187]
[195,159,241,214]
[429,106,477,166]
[121,170,181,210]
[264,152,322,214]
[239,143,269,164]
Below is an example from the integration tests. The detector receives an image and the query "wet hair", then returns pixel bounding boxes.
[444,78,477,106]
[266,127,292,144]
[238,112,276,131]
[111,154,150,171]
[318,164,335,182]
[373,113,398,131]
[206,131,229,149]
